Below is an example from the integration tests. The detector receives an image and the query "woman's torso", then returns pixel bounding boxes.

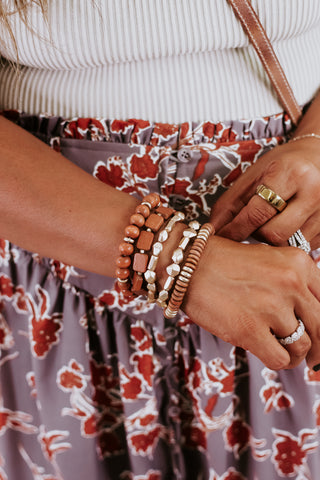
[0,0,320,122]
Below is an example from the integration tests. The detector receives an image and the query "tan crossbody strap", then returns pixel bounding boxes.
[227,0,303,125]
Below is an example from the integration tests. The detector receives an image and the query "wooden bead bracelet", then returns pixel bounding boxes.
[116,193,161,298]
[164,223,214,319]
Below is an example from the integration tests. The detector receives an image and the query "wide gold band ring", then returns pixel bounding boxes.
[256,184,287,212]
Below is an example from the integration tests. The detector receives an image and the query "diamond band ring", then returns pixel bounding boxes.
[288,229,311,254]
[277,319,305,346]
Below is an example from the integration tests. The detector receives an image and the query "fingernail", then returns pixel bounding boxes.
[313,363,320,372]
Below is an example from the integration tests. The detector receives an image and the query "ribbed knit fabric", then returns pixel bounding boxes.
[0,0,319,122]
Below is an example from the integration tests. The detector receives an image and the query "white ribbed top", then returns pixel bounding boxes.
[0,0,320,122]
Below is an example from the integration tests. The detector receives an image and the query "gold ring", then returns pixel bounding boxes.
[256,184,287,212]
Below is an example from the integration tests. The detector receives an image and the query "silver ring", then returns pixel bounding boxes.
[277,319,305,346]
[288,229,311,254]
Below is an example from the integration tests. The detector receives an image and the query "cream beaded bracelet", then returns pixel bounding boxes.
[145,211,186,303]
[156,220,200,309]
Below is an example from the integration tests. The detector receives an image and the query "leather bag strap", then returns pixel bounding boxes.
[227,0,303,125]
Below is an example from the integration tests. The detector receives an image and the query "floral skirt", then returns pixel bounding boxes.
[1,111,320,480]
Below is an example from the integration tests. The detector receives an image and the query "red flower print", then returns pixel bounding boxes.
[272,428,318,477]
[131,321,152,351]
[50,260,80,282]
[38,426,71,462]
[126,398,158,431]
[0,275,28,314]
[150,123,179,146]
[132,353,155,387]
[0,407,37,435]
[206,357,235,397]
[128,426,162,456]
[224,419,250,458]
[0,239,19,266]
[305,365,320,384]
[26,285,63,359]
[57,359,87,392]
[130,152,159,180]
[120,365,143,400]
[62,391,97,438]
[221,468,246,480]
[12,285,28,313]
[224,417,270,461]
[210,467,246,480]
[97,290,116,309]
[202,122,215,141]
[18,444,61,480]
[260,368,294,413]
[94,159,126,188]
[182,425,207,450]
[128,118,152,144]
[26,372,37,399]
[0,312,14,350]
[0,274,14,299]
[214,123,238,143]
[109,119,132,134]
[64,118,107,140]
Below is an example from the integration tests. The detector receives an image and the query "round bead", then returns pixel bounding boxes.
[119,242,134,256]
[124,224,140,239]
[116,256,131,268]
[115,268,130,280]
[143,193,160,208]
[130,213,145,227]
[136,204,150,218]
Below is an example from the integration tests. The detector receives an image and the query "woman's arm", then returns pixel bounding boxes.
[0,115,140,276]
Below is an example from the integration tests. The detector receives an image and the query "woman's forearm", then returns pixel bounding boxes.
[0,116,140,276]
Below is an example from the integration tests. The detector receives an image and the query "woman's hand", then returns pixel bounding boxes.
[181,235,320,371]
[210,137,320,249]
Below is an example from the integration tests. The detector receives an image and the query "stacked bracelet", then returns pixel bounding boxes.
[116,192,180,299]
[164,223,214,319]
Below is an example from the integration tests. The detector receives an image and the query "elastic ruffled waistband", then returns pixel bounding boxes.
[1,110,293,146]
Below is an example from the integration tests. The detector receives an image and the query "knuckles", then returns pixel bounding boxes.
[246,204,274,229]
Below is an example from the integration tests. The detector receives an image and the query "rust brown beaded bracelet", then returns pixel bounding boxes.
[115,193,161,299]
[164,222,214,319]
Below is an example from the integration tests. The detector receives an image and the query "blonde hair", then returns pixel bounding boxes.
[0,1,48,61]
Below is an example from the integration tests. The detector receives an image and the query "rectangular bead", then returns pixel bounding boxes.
[136,230,154,250]
[131,272,145,294]
[156,206,175,219]
[133,252,149,273]
[145,213,164,232]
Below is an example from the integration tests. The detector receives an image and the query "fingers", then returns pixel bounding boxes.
[217,193,278,241]
[245,328,291,371]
